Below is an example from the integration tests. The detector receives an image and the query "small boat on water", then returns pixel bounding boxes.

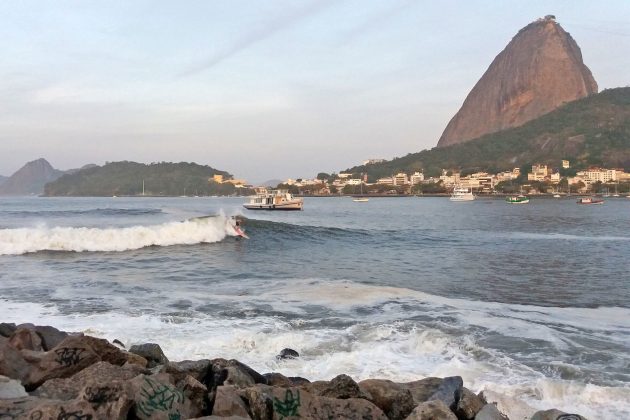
[243,188,303,211]
[450,187,475,202]
[553,194,561,198]
[576,197,604,205]
[352,198,369,202]
[505,194,529,204]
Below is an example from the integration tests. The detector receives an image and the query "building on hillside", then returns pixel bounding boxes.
[527,164,549,182]
[363,159,385,165]
[410,172,424,185]
[562,160,570,169]
[377,177,394,185]
[496,168,520,182]
[461,172,495,191]
[212,174,224,183]
[439,170,460,187]
[550,172,561,183]
[394,173,409,186]
[346,178,362,186]
[338,173,353,179]
[577,167,619,184]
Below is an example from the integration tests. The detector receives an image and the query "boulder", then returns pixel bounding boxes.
[33,325,69,351]
[0,396,131,420]
[405,400,458,419]
[125,373,196,420]
[399,376,463,408]
[242,384,388,420]
[224,366,256,388]
[453,388,486,420]
[165,359,212,384]
[212,385,250,418]
[0,323,16,338]
[358,379,415,420]
[0,340,33,383]
[129,343,169,368]
[277,348,299,360]
[8,328,43,351]
[180,374,209,417]
[263,372,293,387]
[32,361,148,400]
[475,403,509,420]
[287,376,310,386]
[22,335,126,390]
[0,374,28,398]
[305,374,366,400]
[78,381,135,419]
[124,351,149,368]
[531,409,587,420]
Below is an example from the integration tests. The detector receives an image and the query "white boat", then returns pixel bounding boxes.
[450,187,475,201]
[353,198,369,202]
[243,188,303,211]
[553,194,561,198]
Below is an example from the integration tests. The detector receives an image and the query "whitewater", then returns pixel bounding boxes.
[1,196,629,419]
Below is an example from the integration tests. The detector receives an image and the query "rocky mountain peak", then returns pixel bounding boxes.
[0,158,64,196]
[437,16,598,148]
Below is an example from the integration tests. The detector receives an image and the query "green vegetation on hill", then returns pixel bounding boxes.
[44,161,249,196]
[346,88,630,179]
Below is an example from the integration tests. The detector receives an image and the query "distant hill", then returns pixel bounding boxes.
[44,161,248,197]
[346,87,630,178]
[0,158,64,196]
[438,16,597,148]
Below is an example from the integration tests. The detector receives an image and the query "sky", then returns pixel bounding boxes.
[1,0,629,182]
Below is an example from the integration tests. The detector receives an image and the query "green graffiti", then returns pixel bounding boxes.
[137,377,184,417]
[273,389,301,418]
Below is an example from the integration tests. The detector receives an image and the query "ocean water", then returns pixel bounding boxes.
[1,196,629,419]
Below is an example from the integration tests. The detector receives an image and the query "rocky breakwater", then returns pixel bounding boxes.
[1,323,587,419]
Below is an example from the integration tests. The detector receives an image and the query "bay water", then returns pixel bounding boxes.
[1,196,629,418]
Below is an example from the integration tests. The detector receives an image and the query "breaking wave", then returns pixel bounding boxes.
[0,214,236,255]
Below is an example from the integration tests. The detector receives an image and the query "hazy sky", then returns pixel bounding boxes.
[1,1,629,182]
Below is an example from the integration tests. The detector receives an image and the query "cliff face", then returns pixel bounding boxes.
[437,16,598,148]
[0,158,64,196]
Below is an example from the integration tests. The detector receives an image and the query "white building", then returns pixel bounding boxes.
[410,172,424,185]
[363,159,385,165]
[377,177,394,185]
[345,179,363,186]
[528,164,549,182]
[394,173,409,186]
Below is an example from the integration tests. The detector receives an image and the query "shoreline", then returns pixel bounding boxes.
[0,323,588,420]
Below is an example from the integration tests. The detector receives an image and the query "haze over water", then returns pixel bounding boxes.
[1,196,629,418]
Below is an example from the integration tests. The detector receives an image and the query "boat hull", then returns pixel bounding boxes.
[243,203,303,210]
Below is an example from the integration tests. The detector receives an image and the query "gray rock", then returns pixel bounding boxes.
[453,388,486,419]
[33,325,68,351]
[399,376,463,408]
[129,342,169,368]
[0,374,28,398]
[263,372,293,387]
[475,403,509,420]
[531,409,587,420]
[430,376,463,408]
[405,400,458,419]
[277,348,299,359]
[359,379,416,420]
[323,374,365,399]
[165,359,212,384]
[0,323,16,338]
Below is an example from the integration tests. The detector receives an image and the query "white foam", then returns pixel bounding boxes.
[0,215,235,255]
[2,278,629,419]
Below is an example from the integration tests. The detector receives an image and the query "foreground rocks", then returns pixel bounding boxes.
[0,325,589,419]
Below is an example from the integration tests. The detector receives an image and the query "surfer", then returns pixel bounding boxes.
[232,219,249,239]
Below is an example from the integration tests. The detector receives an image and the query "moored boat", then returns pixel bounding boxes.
[576,197,604,205]
[243,188,303,211]
[450,187,475,201]
[506,194,529,204]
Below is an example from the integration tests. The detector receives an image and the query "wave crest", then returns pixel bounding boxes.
[0,215,234,255]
